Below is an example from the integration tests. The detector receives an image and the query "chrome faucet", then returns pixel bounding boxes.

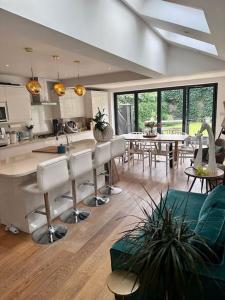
[56,123,70,152]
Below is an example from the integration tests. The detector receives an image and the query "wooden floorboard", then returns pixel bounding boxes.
[0,159,204,300]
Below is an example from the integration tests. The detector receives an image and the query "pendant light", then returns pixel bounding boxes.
[73,60,86,96]
[25,47,41,95]
[52,55,66,97]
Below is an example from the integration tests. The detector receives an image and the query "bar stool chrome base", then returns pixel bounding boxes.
[83,195,109,207]
[100,186,122,195]
[32,224,67,245]
[60,208,90,223]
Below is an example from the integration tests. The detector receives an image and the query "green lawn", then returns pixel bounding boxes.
[162,122,208,136]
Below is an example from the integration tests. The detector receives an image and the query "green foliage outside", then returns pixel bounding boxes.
[117,87,214,136]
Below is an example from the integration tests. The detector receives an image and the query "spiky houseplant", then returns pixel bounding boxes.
[118,187,217,300]
[92,108,113,142]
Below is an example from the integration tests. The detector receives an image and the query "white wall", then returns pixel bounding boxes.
[111,76,225,137]
[167,46,225,76]
[0,0,167,77]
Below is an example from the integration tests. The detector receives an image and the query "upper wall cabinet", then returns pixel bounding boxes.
[58,89,85,119]
[4,86,31,123]
[84,91,109,120]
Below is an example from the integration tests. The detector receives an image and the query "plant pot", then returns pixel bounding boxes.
[93,125,114,142]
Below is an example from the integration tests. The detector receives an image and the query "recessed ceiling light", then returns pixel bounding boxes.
[108,66,112,71]
[5,64,9,67]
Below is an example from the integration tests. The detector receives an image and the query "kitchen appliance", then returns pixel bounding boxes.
[65,121,78,133]
[0,102,8,123]
[0,128,8,146]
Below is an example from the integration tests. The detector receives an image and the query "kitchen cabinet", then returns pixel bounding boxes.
[5,86,31,123]
[58,89,85,118]
[84,91,109,120]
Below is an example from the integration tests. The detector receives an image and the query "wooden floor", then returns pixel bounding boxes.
[0,159,203,300]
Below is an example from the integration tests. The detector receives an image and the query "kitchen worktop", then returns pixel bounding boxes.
[0,139,96,177]
[0,130,92,149]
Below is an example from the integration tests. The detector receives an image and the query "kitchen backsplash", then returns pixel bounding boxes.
[31,105,53,134]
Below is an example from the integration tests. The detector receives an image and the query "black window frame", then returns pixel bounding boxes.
[114,82,218,135]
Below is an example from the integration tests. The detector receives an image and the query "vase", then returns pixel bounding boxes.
[93,125,114,142]
[29,129,34,140]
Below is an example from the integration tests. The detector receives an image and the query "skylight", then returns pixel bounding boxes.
[142,0,210,33]
[154,27,218,55]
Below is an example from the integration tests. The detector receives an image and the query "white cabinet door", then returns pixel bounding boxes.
[59,89,85,118]
[5,86,31,123]
[91,91,109,120]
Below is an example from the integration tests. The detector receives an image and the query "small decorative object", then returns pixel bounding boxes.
[57,144,66,153]
[118,186,215,300]
[26,122,34,140]
[144,120,157,137]
[92,108,113,142]
[25,47,41,95]
[52,55,66,96]
[198,122,217,175]
[73,61,86,96]
[194,132,203,169]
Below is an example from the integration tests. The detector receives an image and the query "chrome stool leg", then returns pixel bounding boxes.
[32,193,67,244]
[60,180,90,223]
[83,168,109,207]
[100,160,122,195]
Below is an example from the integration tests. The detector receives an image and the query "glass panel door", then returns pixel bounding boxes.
[137,92,157,132]
[115,93,135,134]
[187,86,215,136]
[161,89,184,134]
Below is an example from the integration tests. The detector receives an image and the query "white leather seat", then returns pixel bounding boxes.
[83,142,111,206]
[22,156,69,244]
[60,149,92,223]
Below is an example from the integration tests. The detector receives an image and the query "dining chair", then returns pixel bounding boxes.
[151,142,173,175]
[128,140,152,172]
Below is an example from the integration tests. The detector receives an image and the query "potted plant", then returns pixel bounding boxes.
[118,186,216,300]
[92,108,114,142]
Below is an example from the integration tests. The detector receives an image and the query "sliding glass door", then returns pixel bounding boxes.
[114,83,217,135]
[187,86,216,136]
[137,92,157,131]
[161,89,184,134]
[115,93,135,134]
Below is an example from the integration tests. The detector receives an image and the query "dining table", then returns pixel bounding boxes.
[123,133,189,168]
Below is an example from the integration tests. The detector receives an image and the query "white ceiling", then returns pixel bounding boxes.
[0,10,122,80]
[121,0,225,60]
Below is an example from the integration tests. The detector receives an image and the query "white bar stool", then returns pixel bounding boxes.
[60,149,92,223]
[101,136,126,195]
[22,156,69,244]
[83,142,111,207]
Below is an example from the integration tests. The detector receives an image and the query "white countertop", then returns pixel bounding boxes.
[0,130,92,149]
[0,139,96,177]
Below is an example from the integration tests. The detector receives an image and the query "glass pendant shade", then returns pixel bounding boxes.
[74,84,86,96]
[26,79,41,95]
[53,82,66,96]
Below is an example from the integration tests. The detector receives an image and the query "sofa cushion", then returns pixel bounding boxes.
[165,189,206,230]
[199,186,225,220]
[195,207,225,249]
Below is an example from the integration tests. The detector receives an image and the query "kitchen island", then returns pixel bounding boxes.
[0,137,106,234]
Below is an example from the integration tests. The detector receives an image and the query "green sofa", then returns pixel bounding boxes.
[110,186,225,300]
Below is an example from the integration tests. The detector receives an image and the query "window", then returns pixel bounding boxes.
[114,83,217,136]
